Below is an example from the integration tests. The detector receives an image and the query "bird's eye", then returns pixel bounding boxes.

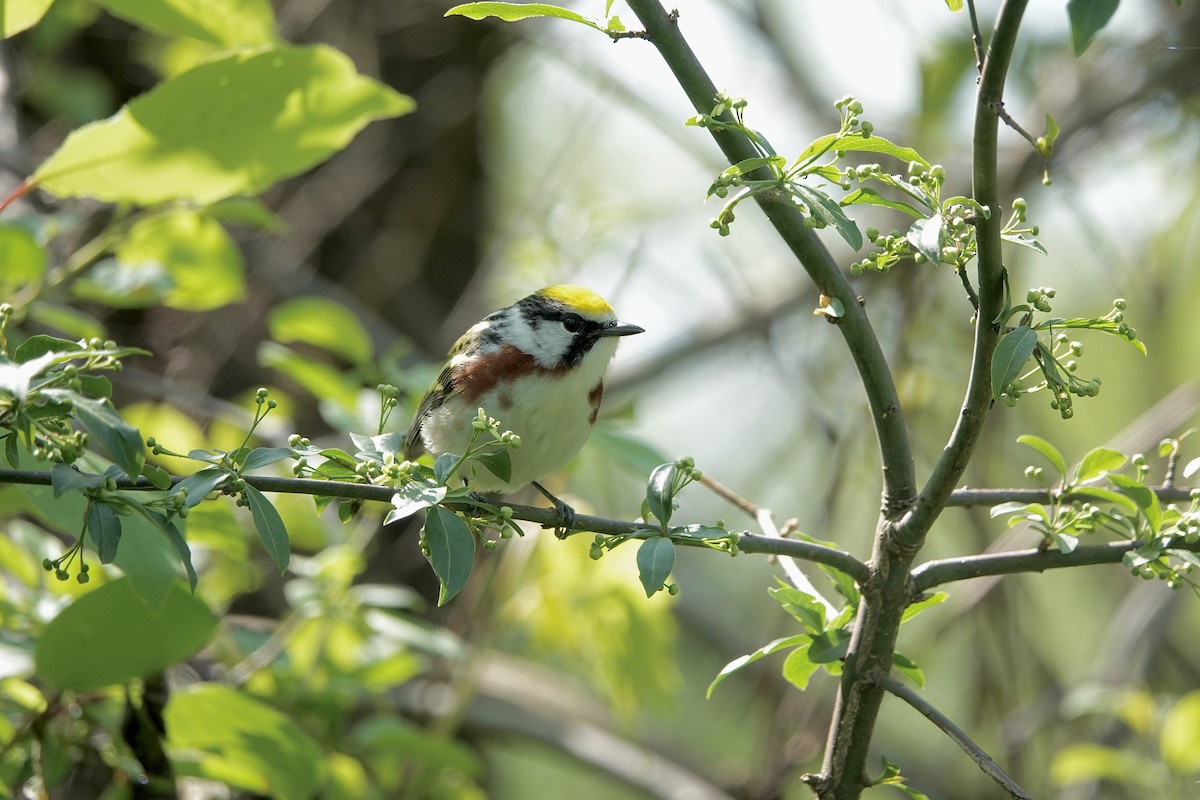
[562,314,584,333]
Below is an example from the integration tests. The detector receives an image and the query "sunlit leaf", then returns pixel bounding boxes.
[95,0,277,46]
[1073,447,1127,485]
[0,0,55,38]
[34,45,414,205]
[1017,434,1067,478]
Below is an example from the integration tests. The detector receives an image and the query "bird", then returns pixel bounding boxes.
[404,285,643,534]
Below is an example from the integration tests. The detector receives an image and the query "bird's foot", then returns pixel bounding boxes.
[532,481,575,539]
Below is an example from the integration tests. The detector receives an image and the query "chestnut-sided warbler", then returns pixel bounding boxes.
[404,285,643,529]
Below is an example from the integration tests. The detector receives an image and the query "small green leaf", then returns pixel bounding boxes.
[141,463,172,490]
[1052,532,1079,554]
[50,463,106,496]
[795,184,863,250]
[244,484,290,573]
[239,446,296,473]
[1072,487,1138,513]
[906,213,945,264]
[1073,447,1127,485]
[991,327,1038,400]
[796,133,930,170]
[474,447,512,484]
[1183,457,1200,480]
[1017,434,1068,478]
[12,334,80,363]
[445,2,600,30]
[840,187,924,218]
[1001,231,1048,256]
[944,0,963,9]
[36,578,216,691]
[901,592,948,624]
[769,582,827,633]
[707,635,810,698]
[808,629,850,663]
[34,45,414,205]
[174,467,227,508]
[645,463,677,527]
[424,506,475,605]
[636,536,675,597]
[383,482,446,525]
[891,652,925,687]
[87,501,122,563]
[1067,0,1120,56]
[433,453,458,485]
[132,505,198,592]
[782,644,820,691]
[267,296,373,366]
[68,394,146,480]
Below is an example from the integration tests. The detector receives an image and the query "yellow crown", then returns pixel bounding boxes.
[536,285,614,317]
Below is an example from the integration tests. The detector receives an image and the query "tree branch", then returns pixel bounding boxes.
[901,0,1030,543]
[946,485,1196,507]
[0,468,869,582]
[910,536,1200,593]
[880,676,1033,800]
[622,0,916,516]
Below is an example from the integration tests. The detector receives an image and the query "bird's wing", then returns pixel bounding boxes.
[403,324,485,458]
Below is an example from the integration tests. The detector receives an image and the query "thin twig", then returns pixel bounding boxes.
[965,0,986,75]
[881,676,1033,800]
[956,265,980,311]
[699,472,843,615]
[990,100,1040,149]
[945,485,1195,507]
[910,536,1200,592]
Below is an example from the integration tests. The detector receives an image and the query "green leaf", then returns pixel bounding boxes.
[13,335,82,363]
[166,684,322,800]
[587,425,670,477]
[796,133,930,170]
[267,296,373,366]
[474,447,512,484]
[1073,447,1127,485]
[1017,434,1068,478]
[991,327,1038,400]
[1183,457,1199,480]
[1001,231,1048,256]
[87,500,122,563]
[113,210,245,311]
[1051,744,1161,788]
[891,652,925,687]
[906,213,945,264]
[0,0,55,38]
[794,184,863,250]
[383,482,446,525]
[840,187,924,218]
[707,635,810,698]
[68,394,146,480]
[50,463,106,496]
[782,644,820,691]
[901,592,948,624]
[95,0,277,46]
[1052,532,1079,554]
[34,44,415,205]
[141,463,172,490]
[36,578,216,690]
[636,536,675,597]
[944,0,963,9]
[239,446,295,473]
[131,505,198,592]
[645,462,677,527]
[257,341,361,415]
[72,259,173,307]
[808,629,850,663]
[1067,0,1120,56]
[423,506,475,606]
[243,484,290,573]
[0,224,47,294]
[1041,113,1060,156]
[174,467,227,508]
[1072,487,1138,513]
[445,2,600,31]
[1108,474,1161,532]
[769,582,827,633]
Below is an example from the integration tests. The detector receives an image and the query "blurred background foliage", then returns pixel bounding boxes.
[1,0,1199,798]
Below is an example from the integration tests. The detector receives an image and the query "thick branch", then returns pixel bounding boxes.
[901,0,1030,543]
[0,468,869,581]
[623,0,916,516]
[911,537,1200,592]
[881,676,1033,800]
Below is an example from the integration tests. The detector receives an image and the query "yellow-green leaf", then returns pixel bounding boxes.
[0,0,55,38]
[34,44,415,205]
[94,0,278,47]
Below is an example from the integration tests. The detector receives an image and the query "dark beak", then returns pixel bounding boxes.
[599,320,645,338]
